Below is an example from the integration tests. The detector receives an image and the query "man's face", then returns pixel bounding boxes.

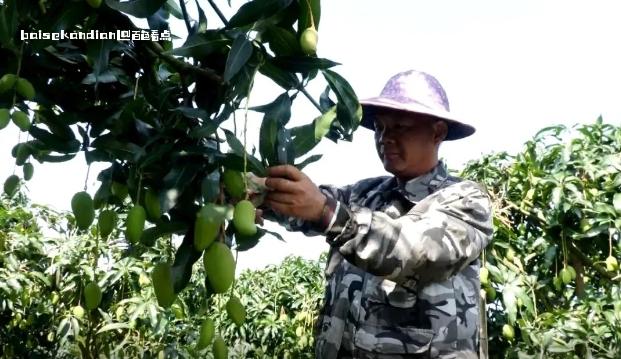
[373,109,447,180]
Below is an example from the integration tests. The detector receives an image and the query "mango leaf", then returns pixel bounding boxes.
[0,0,17,48]
[264,25,299,56]
[194,0,208,34]
[290,123,315,158]
[171,231,202,293]
[257,93,292,165]
[273,56,339,73]
[140,221,188,247]
[169,35,229,58]
[224,35,254,83]
[105,0,168,18]
[96,323,132,334]
[502,283,518,324]
[235,227,267,251]
[613,193,621,214]
[314,105,337,140]
[164,0,183,19]
[322,69,361,131]
[220,153,267,177]
[201,171,221,203]
[223,129,247,156]
[228,0,294,28]
[276,128,295,165]
[259,60,299,90]
[297,0,321,33]
[296,154,322,170]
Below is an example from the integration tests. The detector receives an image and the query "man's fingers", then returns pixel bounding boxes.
[267,165,304,181]
[254,209,264,225]
[264,177,296,192]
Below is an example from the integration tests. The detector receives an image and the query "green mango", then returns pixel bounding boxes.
[300,26,318,55]
[98,210,117,238]
[15,78,35,101]
[111,182,128,199]
[144,189,161,221]
[0,74,17,93]
[86,0,102,8]
[194,204,223,251]
[566,265,576,280]
[485,286,496,301]
[71,191,95,230]
[0,108,9,129]
[126,205,146,244]
[152,262,176,307]
[72,305,85,319]
[15,143,30,166]
[222,169,245,199]
[22,163,34,181]
[606,256,619,272]
[84,282,102,310]
[560,267,572,284]
[203,242,235,293]
[502,324,515,340]
[4,175,19,197]
[11,111,30,132]
[226,295,246,326]
[212,337,228,359]
[196,318,215,350]
[233,200,257,236]
[480,267,489,285]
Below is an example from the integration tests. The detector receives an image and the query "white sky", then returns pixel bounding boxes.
[2,0,621,271]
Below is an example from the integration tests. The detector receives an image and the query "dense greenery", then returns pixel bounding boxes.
[0,193,324,358]
[0,0,360,326]
[462,118,621,358]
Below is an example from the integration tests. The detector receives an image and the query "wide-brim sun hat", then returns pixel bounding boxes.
[359,69,475,141]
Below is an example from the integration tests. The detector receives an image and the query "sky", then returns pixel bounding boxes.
[2,0,621,271]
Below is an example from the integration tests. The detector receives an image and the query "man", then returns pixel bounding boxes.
[260,70,493,358]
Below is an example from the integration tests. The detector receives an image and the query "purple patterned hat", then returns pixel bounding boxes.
[360,70,475,140]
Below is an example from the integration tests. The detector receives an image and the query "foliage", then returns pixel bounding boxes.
[0,193,324,358]
[461,118,621,358]
[0,0,360,314]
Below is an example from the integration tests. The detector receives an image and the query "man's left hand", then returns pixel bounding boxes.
[263,165,326,222]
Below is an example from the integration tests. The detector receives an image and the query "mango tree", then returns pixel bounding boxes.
[0,0,360,355]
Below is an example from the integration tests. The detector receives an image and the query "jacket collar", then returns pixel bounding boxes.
[392,161,449,202]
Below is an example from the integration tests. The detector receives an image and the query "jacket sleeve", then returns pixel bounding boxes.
[325,180,493,288]
[259,184,353,236]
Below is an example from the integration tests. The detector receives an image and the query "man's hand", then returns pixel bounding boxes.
[263,165,327,222]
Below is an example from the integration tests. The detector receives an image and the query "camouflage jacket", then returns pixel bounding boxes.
[272,162,493,358]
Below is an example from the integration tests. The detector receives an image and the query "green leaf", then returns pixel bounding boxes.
[194,0,208,33]
[276,128,295,165]
[29,127,81,153]
[322,69,361,131]
[201,171,220,203]
[228,0,294,28]
[105,0,168,18]
[264,25,299,56]
[297,0,321,33]
[220,153,267,177]
[169,35,229,58]
[223,129,247,156]
[296,154,322,170]
[0,0,17,48]
[96,323,132,334]
[259,60,299,90]
[273,56,339,73]
[140,221,187,247]
[171,231,202,293]
[164,0,183,18]
[314,105,337,140]
[224,35,254,83]
[257,93,292,165]
[613,193,621,214]
[290,123,315,158]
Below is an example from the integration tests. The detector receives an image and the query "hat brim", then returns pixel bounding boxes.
[359,98,475,141]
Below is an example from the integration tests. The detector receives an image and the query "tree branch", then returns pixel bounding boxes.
[143,41,223,84]
[179,0,193,34]
[205,0,325,114]
[206,0,229,26]
[568,242,615,280]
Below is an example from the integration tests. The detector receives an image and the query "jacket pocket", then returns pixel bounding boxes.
[353,323,435,355]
